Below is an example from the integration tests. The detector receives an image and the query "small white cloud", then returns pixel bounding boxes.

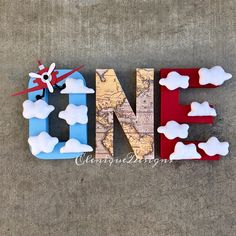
[159,71,190,90]
[28,131,58,155]
[170,142,201,160]
[60,139,93,153]
[198,137,229,156]
[61,78,95,94]
[188,101,217,117]
[199,66,232,86]
[23,99,54,119]
[157,121,189,140]
[59,104,88,125]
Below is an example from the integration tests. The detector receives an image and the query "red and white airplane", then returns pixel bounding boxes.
[11,61,84,99]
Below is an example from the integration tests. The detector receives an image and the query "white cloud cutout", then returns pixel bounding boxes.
[188,101,217,117]
[198,137,229,156]
[59,104,88,125]
[28,131,58,155]
[159,71,190,90]
[23,99,54,119]
[61,78,95,94]
[170,142,201,160]
[157,121,189,140]
[199,66,232,86]
[60,139,93,153]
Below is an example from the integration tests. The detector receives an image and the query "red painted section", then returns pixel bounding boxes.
[159,68,219,160]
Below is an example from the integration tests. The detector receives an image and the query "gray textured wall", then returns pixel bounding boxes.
[1,0,236,235]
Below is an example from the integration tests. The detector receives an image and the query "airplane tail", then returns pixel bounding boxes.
[37,60,45,70]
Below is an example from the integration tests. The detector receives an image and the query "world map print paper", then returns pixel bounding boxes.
[96,68,154,159]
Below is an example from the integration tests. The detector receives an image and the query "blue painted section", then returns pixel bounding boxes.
[28,70,88,160]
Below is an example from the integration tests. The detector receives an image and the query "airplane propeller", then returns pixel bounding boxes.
[29,63,56,93]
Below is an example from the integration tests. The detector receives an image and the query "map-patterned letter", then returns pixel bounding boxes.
[96,69,154,159]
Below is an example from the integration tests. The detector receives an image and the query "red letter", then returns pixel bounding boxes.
[159,68,219,160]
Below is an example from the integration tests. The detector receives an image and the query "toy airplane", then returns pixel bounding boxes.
[11,61,84,99]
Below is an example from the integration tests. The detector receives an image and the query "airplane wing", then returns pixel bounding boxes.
[55,65,84,84]
[11,85,45,96]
